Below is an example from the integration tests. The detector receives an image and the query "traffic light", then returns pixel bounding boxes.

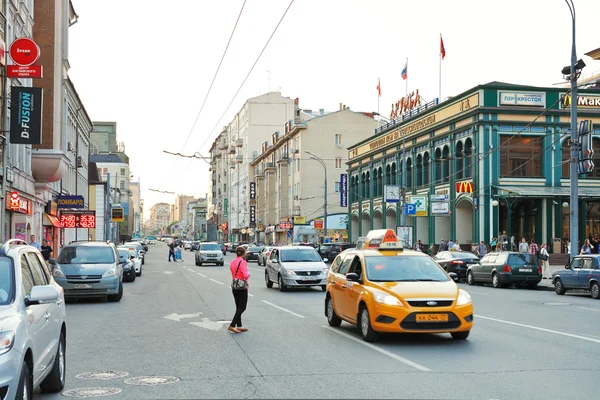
[578,120,594,174]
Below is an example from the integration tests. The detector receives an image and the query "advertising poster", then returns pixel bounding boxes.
[15,223,27,241]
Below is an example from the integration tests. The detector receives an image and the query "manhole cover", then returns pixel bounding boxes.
[76,371,129,380]
[62,387,122,398]
[124,376,180,386]
[543,302,571,306]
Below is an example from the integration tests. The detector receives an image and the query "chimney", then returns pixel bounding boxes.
[339,103,343,110]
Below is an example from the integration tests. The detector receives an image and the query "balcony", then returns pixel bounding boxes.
[265,162,275,170]
[236,138,244,147]
[236,155,243,163]
[32,150,70,187]
[228,148,236,154]
[218,142,229,150]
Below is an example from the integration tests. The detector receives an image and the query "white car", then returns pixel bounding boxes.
[195,242,224,266]
[184,241,192,250]
[265,246,329,292]
[0,239,67,398]
[118,246,142,276]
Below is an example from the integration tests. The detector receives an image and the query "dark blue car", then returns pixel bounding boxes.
[552,255,600,299]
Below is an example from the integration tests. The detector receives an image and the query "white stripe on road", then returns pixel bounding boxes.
[577,307,600,313]
[466,291,489,296]
[477,315,600,344]
[322,326,431,372]
[248,293,254,297]
[197,273,207,278]
[261,300,305,318]
[209,278,224,285]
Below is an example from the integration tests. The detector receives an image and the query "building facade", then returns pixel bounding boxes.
[149,202,170,234]
[209,92,295,243]
[250,106,378,244]
[174,194,195,224]
[346,82,600,255]
[90,121,118,154]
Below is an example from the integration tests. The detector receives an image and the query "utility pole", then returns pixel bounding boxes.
[305,151,327,243]
[1,0,10,243]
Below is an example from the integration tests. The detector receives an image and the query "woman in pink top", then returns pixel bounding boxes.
[229,246,250,333]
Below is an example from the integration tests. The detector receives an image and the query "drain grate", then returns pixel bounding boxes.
[62,387,122,398]
[76,371,129,380]
[124,376,180,386]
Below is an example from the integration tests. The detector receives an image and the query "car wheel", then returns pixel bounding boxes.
[16,360,32,400]
[40,332,66,393]
[265,271,273,288]
[321,285,327,292]
[359,305,379,342]
[142,258,145,265]
[107,282,123,302]
[326,297,342,327]
[278,274,287,292]
[555,278,566,295]
[129,273,136,282]
[467,271,475,286]
[451,331,470,340]
[198,262,202,266]
[591,282,600,299]
[492,272,504,288]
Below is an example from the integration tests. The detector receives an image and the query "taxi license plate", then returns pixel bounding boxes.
[520,269,532,272]
[73,284,92,289]
[416,314,448,323]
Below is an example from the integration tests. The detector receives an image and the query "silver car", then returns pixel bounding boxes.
[265,246,329,292]
[51,242,124,302]
[0,239,67,398]
[195,242,224,266]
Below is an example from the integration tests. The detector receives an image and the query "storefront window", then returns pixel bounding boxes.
[564,138,600,179]
[500,136,543,177]
[464,138,474,178]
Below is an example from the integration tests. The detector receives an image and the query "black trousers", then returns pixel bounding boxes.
[230,289,248,328]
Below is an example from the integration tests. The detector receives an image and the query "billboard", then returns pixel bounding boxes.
[10,86,43,144]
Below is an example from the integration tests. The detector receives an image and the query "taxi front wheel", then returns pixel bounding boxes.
[359,306,379,342]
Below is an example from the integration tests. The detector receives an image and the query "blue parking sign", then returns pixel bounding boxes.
[404,203,417,215]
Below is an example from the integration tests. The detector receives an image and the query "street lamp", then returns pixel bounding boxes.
[305,151,327,242]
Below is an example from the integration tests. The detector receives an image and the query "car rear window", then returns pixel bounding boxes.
[58,246,116,264]
[0,258,13,305]
[248,247,263,252]
[508,254,537,265]
[452,252,479,259]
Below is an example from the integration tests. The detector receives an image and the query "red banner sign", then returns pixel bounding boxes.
[314,219,323,229]
[6,191,32,214]
[7,65,43,78]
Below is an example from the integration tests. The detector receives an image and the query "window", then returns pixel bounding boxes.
[0,258,14,305]
[120,181,125,189]
[334,182,340,192]
[331,254,345,273]
[500,136,543,177]
[26,253,48,285]
[103,168,108,175]
[20,255,35,297]
[120,168,126,176]
[297,158,300,172]
[97,168,102,177]
[335,157,342,169]
[338,256,352,275]
[335,134,342,147]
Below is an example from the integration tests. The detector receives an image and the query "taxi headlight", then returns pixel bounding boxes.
[285,270,296,275]
[456,289,472,306]
[53,268,65,278]
[374,294,402,306]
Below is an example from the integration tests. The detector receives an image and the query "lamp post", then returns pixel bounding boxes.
[305,151,327,242]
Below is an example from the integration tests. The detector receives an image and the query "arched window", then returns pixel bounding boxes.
[361,172,367,198]
[435,148,442,184]
[350,176,356,203]
[416,154,423,186]
[373,169,378,197]
[423,152,430,185]
[377,167,383,197]
[464,138,473,178]
[391,163,397,185]
[455,141,464,180]
[442,145,450,182]
[365,171,371,198]
[406,158,413,188]
[385,165,391,186]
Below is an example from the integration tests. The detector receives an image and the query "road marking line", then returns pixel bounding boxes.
[209,278,224,285]
[477,315,600,344]
[248,293,254,297]
[322,326,431,372]
[577,307,600,313]
[197,273,207,278]
[467,291,489,295]
[261,300,306,318]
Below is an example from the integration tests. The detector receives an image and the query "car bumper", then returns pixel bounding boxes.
[281,276,327,287]
[369,303,474,334]
[498,272,542,284]
[55,275,121,297]
[198,255,224,264]
[0,347,23,400]
[245,255,259,261]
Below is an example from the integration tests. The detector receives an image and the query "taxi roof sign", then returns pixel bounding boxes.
[363,229,403,250]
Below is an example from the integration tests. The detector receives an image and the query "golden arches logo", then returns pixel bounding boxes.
[455,181,474,193]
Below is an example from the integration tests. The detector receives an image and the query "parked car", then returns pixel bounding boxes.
[118,246,143,276]
[183,241,192,250]
[51,241,124,302]
[245,246,264,262]
[117,248,136,282]
[552,255,600,299]
[220,243,226,255]
[0,239,67,398]
[191,241,201,251]
[147,235,157,244]
[124,242,145,265]
[466,251,542,289]
[258,246,275,266]
[265,246,329,292]
[325,243,355,262]
[434,251,480,280]
[317,244,333,259]
[195,242,225,266]
[229,242,239,253]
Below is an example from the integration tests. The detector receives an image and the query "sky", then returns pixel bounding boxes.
[68,0,600,219]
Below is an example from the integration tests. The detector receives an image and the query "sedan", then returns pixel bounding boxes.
[118,246,142,276]
[265,246,329,292]
[552,255,600,299]
[245,246,264,263]
[258,246,275,266]
[434,251,480,280]
[467,252,542,289]
[117,249,136,282]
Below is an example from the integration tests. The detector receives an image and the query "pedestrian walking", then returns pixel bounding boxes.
[229,246,250,334]
[510,235,517,252]
[528,239,539,257]
[477,241,487,257]
[539,243,550,279]
[29,235,41,251]
[168,241,176,262]
[501,231,508,250]
[519,238,529,253]
[41,239,53,267]
[451,241,461,251]
[581,239,594,255]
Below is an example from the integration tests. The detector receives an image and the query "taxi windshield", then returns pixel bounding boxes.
[365,256,450,282]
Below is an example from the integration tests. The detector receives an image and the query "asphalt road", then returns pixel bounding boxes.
[35,242,600,399]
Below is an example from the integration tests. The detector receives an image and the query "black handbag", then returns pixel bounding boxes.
[231,260,248,290]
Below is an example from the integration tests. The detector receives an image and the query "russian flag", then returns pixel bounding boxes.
[401,60,407,80]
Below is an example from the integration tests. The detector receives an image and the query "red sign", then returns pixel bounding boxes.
[59,210,96,229]
[7,65,43,78]
[9,38,40,66]
[314,219,323,229]
[279,222,292,230]
[6,191,32,214]
[456,181,474,193]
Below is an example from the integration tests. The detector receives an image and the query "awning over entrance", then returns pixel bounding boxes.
[494,185,600,198]
[43,214,63,228]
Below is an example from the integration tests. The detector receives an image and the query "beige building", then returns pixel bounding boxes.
[174,195,195,223]
[209,92,295,242]
[149,202,171,234]
[250,106,378,244]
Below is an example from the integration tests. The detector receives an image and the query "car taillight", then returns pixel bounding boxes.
[266,252,271,257]
[538,266,542,274]
[452,260,465,264]
[503,265,512,273]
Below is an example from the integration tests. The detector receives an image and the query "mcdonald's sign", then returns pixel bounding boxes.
[456,181,474,193]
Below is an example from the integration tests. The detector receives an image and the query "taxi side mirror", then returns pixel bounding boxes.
[448,272,459,282]
[346,273,360,282]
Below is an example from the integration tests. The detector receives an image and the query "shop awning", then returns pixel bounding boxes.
[494,185,600,198]
[43,214,63,228]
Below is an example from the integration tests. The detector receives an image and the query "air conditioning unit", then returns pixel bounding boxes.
[290,148,299,154]
[67,142,74,152]
[76,156,83,168]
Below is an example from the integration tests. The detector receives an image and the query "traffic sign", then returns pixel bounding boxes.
[9,38,40,66]
[404,203,417,215]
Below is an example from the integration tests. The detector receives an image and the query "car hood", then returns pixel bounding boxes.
[199,250,222,254]
[280,261,326,271]
[0,304,19,331]
[370,280,459,299]
[56,263,115,275]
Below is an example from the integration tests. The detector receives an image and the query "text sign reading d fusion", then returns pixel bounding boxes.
[499,92,545,107]
[9,87,43,144]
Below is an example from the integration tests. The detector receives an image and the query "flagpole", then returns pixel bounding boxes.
[377,77,381,127]
[405,58,408,98]
[439,51,442,101]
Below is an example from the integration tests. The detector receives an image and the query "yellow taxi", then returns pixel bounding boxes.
[324,229,473,342]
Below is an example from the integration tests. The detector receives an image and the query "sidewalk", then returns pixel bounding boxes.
[537,264,565,291]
